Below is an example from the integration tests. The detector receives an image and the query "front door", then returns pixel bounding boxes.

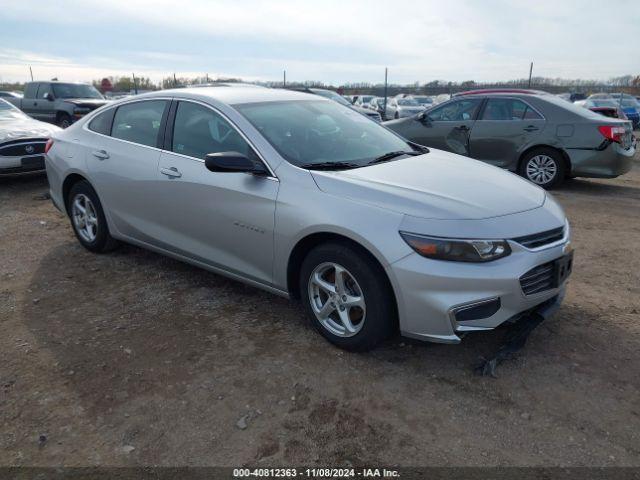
[154,100,279,286]
[399,97,483,156]
[469,97,546,169]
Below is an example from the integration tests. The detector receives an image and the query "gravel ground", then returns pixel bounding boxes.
[1,153,639,467]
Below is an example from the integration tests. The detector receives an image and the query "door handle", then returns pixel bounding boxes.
[160,167,182,178]
[456,125,470,131]
[92,149,110,160]
[523,125,539,132]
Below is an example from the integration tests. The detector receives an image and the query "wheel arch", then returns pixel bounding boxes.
[518,144,572,177]
[286,232,397,313]
[62,173,91,214]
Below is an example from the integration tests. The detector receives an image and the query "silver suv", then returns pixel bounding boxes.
[45,87,572,351]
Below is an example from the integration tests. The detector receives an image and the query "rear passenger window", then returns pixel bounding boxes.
[171,101,257,160]
[481,98,543,121]
[112,100,167,147]
[88,109,114,135]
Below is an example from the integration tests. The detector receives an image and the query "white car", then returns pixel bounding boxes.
[0,99,61,176]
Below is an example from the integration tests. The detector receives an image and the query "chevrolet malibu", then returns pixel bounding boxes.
[45,87,573,351]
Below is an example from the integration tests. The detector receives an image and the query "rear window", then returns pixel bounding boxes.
[111,100,167,147]
[88,109,114,135]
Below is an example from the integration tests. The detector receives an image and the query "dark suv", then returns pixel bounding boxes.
[385,89,635,188]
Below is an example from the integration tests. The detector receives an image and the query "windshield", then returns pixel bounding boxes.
[0,99,27,119]
[52,83,104,99]
[311,89,351,106]
[236,100,413,168]
[398,99,420,106]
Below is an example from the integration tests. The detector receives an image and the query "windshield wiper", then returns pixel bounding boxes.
[367,150,422,166]
[300,161,361,171]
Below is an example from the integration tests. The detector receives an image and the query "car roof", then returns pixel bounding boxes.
[454,88,549,97]
[140,86,322,105]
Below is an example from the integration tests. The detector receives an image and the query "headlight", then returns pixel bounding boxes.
[73,107,90,114]
[400,232,511,262]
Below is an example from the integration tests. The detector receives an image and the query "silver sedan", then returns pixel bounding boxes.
[45,87,573,351]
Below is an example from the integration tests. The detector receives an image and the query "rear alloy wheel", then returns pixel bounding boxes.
[300,242,396,351]
[519,148,565,189]
[68,181,119,253]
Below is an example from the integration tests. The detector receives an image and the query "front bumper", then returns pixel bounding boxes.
[568,141,635,179]
[0,154,46,176]
[388,236,572,343]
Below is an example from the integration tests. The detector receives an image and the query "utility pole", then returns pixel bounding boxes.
[283,70,286,87]
[528,62,533,89]
[132,72,138,95]
[383,67,388,120]
[174,73,177,87]
[29,66,33,81]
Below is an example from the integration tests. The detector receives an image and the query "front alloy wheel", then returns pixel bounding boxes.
[299,242,396,351]
[308,262,366,337]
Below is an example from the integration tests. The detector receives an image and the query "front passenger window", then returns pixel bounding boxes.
[112,100,167,147]
[171,101,257,160]
[428,99,481,121]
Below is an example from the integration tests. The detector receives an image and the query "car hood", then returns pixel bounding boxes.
[0,116,62,143]
[62,98,110,109]
[311,149,546,220]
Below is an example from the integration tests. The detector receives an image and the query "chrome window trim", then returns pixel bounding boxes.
[81,97,278,180]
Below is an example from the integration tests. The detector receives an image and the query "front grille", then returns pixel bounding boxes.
[520,261,555,295]
[0,139,47,157]
[513,227,564,249]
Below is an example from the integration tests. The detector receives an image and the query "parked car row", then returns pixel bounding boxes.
[3,83,636,353]
[573,93,640,129]
[344,93,445,120]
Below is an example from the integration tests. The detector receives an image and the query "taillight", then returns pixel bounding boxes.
[598,125,625,144]
[45,138,54,154]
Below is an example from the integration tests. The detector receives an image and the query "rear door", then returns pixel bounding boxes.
[154,100,278,285]
[85,99,170,242]
[397,97,482,155]
[468,97,545,169]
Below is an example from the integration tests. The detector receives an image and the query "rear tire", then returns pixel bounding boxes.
[519,147,565,189]
[299,242,396,351]
[67,181,119,253]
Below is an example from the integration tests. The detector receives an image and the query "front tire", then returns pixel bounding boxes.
[67,181,119,253]
[519,148,565,189]
[58,113,72,129]
[299,242,396,351]
[394,112,399,119]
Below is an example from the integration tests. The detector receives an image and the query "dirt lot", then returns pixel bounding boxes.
[1,154,639,468]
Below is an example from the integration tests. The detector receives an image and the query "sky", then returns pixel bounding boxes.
[0,0,639,86]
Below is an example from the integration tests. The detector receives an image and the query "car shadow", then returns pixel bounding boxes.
[556,177,640,198]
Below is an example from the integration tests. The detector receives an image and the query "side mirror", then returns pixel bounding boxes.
[418,112,431,124]
[205,151,268,175]
[43,92,54,101]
